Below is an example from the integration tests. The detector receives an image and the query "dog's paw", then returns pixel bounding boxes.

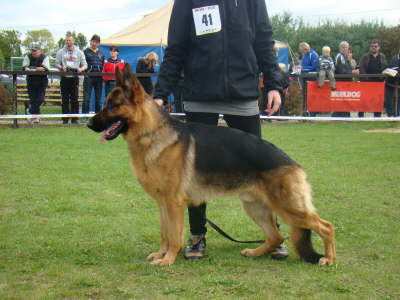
[241,248,259,257]
[150,257,175,266]
[147,252,164,261]
[319,257,334,266]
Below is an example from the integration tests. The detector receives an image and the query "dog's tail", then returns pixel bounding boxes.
[292,227,323,264]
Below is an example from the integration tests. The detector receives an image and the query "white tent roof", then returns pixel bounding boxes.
[101,1,173,46]
[102,1,287,48]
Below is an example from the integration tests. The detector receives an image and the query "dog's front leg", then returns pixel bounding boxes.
[147,204,169,262]
[151,200,184,266]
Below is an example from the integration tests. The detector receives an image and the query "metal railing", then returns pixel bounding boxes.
[1,70,399,127]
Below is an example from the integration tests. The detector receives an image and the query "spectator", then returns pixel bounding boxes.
[299,42,319,116]
[317,46,336,90]
[299,42,319,74]
[348,47,358,71]
[385,50,400,116]
[56,33,87,124]
[358,40,387,117]
[22,42,50,123]
[154,0,287,261]
[332,41,359,117]
[136,52,158,95]
[83,34,105,117]
[102,46,125,97]
[277,63,290,116]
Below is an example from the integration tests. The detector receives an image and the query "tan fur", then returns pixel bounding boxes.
[94,67,336,266]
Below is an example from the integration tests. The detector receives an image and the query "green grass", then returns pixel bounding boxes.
[0,122,399,299]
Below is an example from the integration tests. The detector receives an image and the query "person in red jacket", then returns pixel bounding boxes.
[102,46,125,96]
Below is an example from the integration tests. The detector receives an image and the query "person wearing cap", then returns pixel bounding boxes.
[56,33,87,124]
[22,42,50,123]
[102,46,125,97]
[83,34,105,117]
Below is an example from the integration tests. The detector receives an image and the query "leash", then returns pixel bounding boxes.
[206,218,265,244]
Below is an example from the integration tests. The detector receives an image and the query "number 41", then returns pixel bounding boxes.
[202,14,213,26]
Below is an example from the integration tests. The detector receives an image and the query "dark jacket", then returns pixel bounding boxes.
[84,48,105,73]
[24,54,48,86]
[386,53,400,85]
[359,53,386,81]
[334,52,353,81]
[136,58,155,95]
[154,0,283,102]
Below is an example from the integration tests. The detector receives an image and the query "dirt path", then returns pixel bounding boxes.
[364,128,400,134]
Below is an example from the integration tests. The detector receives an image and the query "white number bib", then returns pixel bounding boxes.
[192,5,222,36]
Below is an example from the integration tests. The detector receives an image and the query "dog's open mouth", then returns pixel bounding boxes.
[99,120,126,143]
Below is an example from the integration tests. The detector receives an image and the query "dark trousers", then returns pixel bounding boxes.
[27,80,46,114]
[83,76,103,113]
[385,85,399,116]
[61,77,79,122]
[185,111,261,235]
[104,80,116,97]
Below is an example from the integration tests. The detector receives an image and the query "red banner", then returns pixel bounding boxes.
[307,81,385,112]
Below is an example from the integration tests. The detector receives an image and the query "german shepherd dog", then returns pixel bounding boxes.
[87,65,336,266]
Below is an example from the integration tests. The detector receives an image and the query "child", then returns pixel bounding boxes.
[318,46,336,89]
[102,46,125,97]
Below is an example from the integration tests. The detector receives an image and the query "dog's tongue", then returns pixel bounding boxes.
[99,133,107,144]
[99,121,121,143]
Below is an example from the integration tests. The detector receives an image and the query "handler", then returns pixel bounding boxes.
[154,0,288,260]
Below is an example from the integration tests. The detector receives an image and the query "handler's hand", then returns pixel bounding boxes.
[265,90,281,116]
[154,98,164,106]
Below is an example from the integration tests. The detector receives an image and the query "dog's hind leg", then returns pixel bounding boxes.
[239,193,284,257]
[263,166,336,265]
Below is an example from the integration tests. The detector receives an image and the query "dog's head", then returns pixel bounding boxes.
[87,63,148,142]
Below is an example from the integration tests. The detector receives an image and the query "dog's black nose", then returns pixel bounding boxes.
[87,117,94,130]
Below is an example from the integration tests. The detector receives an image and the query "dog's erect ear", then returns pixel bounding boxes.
[116,63,134,88]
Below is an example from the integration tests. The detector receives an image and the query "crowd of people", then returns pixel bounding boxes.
[22,33,158,124]
[20,34,400,123]
[293,39,400,117]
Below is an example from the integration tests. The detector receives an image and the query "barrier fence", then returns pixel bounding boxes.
[0,70,399,128]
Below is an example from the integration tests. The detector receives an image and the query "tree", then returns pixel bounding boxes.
[0,30,22,59]
[270,13,387,61]
[374,25,400,60]
[57,31,88,50]
[23,29,57,56]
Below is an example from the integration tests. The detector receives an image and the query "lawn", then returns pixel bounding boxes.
[0,122,399,299]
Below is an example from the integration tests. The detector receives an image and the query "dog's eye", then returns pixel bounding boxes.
[107,102,120,112]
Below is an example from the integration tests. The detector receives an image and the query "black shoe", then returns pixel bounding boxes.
[271,244,289,260]
[184,235,206,259]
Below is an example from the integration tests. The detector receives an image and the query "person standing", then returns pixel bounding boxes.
[102,46,125,97]
[154,0,287,260]
[22,42,50,123]
[385,51,400,116]
[56,33,87,124]
[358,40,387,117]
[332,41,359,117]
[136,52,158,95]
[82,35,105,117]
